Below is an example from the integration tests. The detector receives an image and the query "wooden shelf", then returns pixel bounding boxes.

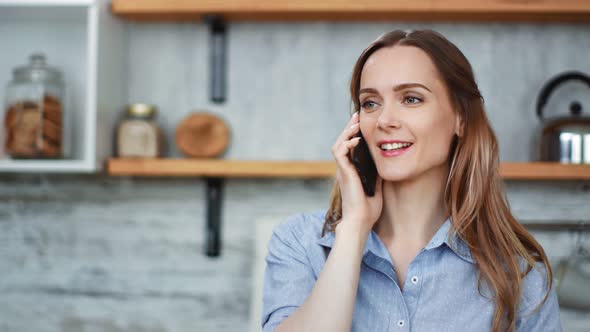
[499,162,590,180]
[110,0,590,22]
[107,159,590,180]
[107,159,336,178]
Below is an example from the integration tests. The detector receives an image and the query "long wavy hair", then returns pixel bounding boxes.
[322,29,552,332]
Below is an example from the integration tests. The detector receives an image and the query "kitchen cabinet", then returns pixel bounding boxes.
[0,0,125,173]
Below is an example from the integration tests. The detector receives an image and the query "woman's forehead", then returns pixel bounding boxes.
[360,45,441,91]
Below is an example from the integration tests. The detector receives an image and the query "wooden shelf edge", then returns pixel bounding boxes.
[107,159,590,180]
[110,0,590,22]
[107,158,337,178]
[500,162,590,180]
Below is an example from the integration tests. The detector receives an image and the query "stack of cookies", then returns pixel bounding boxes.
[4,93,62,158]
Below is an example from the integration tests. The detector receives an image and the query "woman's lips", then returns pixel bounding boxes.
[380,144,412,157]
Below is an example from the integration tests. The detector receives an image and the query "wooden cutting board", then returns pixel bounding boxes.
[175,112,230,158]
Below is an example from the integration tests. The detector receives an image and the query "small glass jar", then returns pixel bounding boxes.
[2,53,65,159]
[116,104,164,158]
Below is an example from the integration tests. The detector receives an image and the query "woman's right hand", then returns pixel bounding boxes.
[331,111,383,236]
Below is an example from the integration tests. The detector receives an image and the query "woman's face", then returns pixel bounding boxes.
[358,45,462,182]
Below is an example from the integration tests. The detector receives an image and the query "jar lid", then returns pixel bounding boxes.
[126,104,157,118]
[13,53,63,84]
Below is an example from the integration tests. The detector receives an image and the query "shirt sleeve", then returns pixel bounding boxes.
[516,262,562,331]
[261,214,317,332]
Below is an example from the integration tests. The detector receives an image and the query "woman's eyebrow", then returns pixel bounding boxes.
[359,83,432,95]
[393,83,432,93]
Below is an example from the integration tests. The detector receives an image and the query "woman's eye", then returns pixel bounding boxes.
[361,100,378,110]
[404,96,423,104]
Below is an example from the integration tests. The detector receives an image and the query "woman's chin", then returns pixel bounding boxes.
[377,169,414,182]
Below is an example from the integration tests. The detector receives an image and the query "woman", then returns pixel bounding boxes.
[261,29,561,332]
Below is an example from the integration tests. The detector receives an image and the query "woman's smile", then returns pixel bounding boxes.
[378,142,413,157]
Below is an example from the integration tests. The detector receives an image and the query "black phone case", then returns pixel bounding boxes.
[351,132,378,197]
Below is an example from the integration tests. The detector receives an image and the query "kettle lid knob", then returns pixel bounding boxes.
[569,101,582,116]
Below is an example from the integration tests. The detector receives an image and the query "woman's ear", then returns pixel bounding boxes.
[454,113,464,138]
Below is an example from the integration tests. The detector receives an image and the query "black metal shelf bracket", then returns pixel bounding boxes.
[202,14,226,256]
[203,14,227,104]
[205,177,224,257]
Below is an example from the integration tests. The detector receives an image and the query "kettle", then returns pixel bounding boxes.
[537,71,590,164]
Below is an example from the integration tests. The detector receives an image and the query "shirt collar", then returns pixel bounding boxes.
[317,215,474,264]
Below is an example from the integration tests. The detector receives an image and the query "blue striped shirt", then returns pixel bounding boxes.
[261,210,561,331]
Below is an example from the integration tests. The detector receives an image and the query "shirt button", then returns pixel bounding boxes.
[411,276,419,284]
[397,320,405,327]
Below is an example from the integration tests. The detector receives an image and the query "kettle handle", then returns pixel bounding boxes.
[536,71,590,120]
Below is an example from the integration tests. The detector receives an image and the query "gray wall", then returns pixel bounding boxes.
[2,21,590,331]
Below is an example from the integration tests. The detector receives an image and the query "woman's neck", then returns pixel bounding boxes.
[373,163,450,248]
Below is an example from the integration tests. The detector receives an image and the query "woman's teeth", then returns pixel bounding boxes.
[380,142,412,151]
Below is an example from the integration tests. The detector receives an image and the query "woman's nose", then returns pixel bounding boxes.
[376,103,402,129]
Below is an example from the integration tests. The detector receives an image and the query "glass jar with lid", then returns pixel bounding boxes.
[2,53,65,159]
[116,104,164,158]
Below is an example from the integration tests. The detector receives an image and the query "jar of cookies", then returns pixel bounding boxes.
[2,53,64,159]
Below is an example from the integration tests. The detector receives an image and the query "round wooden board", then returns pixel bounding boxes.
[175,112,230,158]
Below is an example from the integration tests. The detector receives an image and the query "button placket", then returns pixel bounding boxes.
[402,257,424,322]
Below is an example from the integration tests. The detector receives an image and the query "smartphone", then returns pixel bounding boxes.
[350,132,378,197]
